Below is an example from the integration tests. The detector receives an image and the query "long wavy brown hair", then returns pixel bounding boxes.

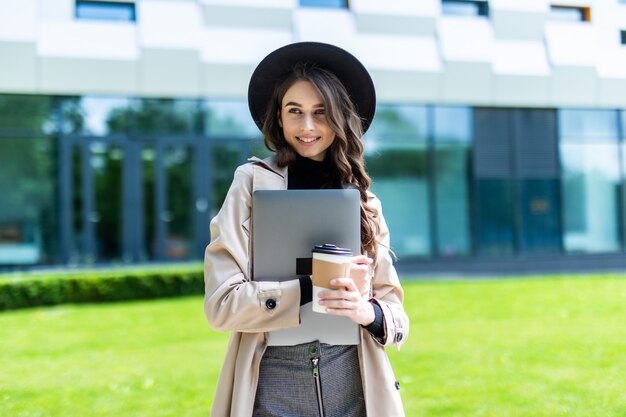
[261,64,380,262]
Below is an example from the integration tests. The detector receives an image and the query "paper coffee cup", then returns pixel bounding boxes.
[311,244,352,314]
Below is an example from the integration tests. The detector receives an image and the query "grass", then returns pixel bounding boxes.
[1,275,626,416]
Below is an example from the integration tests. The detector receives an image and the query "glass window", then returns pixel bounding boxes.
[559,110,620,253]
[299,0,348,8]
[211,144,245,217]
[365,105,431,258]
[0,138,58,265]
[548,6,590,22]
[433,106,471,256]
[519,180,561,253]
[441,0,489,17]
[204,100,261,140]
[0,95,54,132]
[75,1,136,22]
[91,142,124,261]
[560,109,618,141]
[475,180,515,255]
[133,99,200,135]
[165,146,193,260]
[58,96,132,136]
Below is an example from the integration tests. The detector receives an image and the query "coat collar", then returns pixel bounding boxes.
[247,156,288,178]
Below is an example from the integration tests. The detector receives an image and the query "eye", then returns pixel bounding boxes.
[314,109,326,115]
[287,108,302,114]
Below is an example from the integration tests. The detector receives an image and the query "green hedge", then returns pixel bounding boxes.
[0,268,204,311]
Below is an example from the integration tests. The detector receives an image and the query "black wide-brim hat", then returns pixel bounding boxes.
[248,42,376,133]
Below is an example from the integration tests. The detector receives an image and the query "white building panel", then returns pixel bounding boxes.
[39,58,138,95]
[0,0,37,91]
[492,40,551,105]
[370,69,441,103]
[438,17,494,62]
[37,21,138,94]
[491,0,548,40]
[0,42,37,92]
[596,48,626,107]
[356,34,441,102]
[201,0,293,29]
[38,0,73,21]
[545,22,598,105]
[139,50,200,98]
[592,3,617,45]
[293,8,356,51]
[200,28,291,64]
[201,0,295,7]
[0,0,37,41]
[137,1,202,97]
[438,17,494,103]
[137,1,201,49]
[38,21,138,60]
[351,0,438,36]
[200,28,292,97]
[442,62,493,104]
[493,75,551,106]
[551,66,597,106]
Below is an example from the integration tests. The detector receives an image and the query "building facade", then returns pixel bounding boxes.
[3,0,626,272]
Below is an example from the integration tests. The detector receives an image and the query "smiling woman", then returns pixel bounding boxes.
[279,80,336,162]
[204,42,409,417]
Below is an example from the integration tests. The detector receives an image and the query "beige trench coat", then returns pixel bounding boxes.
[204,156,409,417]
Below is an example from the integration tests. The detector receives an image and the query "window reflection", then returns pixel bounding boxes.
[211,144,242,217]
[433,106,471,256]
[165,146,193,260]
[365,105,431,258]
[559,110,621,253]
[134,99,199,135]
[59,96,132,136]
[0,138,57,265]
[0,95,53,132]
[475,179,514,254]
[204,100,260,140]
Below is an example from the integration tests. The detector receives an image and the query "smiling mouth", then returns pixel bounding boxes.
[296,136,320,144]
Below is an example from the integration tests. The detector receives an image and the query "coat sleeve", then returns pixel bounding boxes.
[203,165,301,333]
[369,195,410,349]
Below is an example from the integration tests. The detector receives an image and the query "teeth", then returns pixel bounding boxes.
[298,137,318,143]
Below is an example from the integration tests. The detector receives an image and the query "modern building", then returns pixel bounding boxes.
[3,0,626,273]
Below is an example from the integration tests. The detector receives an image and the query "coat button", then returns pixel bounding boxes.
[395,332,403,343]
[265,299,277,310]
[395,380,401,390]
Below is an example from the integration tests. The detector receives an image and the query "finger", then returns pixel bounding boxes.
[318,289,359,302]
[350,264,370,274]
[320,298,355,309]
[351,255,373,265]
[325,307,357,316]
[330,277,358,290]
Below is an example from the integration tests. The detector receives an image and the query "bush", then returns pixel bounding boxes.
[0,267,204,311]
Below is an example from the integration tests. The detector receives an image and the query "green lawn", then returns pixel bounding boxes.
[1,275,626,417]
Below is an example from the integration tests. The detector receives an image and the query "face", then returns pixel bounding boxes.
[279,80,336,162]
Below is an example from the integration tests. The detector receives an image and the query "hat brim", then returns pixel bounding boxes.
[248,42,376,133]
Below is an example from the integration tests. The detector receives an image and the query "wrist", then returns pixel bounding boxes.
[358,300,376,327]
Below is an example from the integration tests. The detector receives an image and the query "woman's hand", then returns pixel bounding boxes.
[348,255,373,297]
[317,278,375,326]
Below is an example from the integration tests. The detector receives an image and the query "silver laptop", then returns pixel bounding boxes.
[252,189,361,346]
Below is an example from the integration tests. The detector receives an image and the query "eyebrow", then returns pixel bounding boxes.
[283,101,325,108]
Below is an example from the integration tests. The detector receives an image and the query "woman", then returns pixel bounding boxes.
[204,42,409,417]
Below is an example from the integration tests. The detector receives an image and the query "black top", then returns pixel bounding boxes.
[288,154,384,338]
[287,154,335,190]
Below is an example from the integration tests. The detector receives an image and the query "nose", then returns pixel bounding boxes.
[301,113,315,130]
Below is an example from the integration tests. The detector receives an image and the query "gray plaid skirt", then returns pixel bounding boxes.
[253,341,366,417]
